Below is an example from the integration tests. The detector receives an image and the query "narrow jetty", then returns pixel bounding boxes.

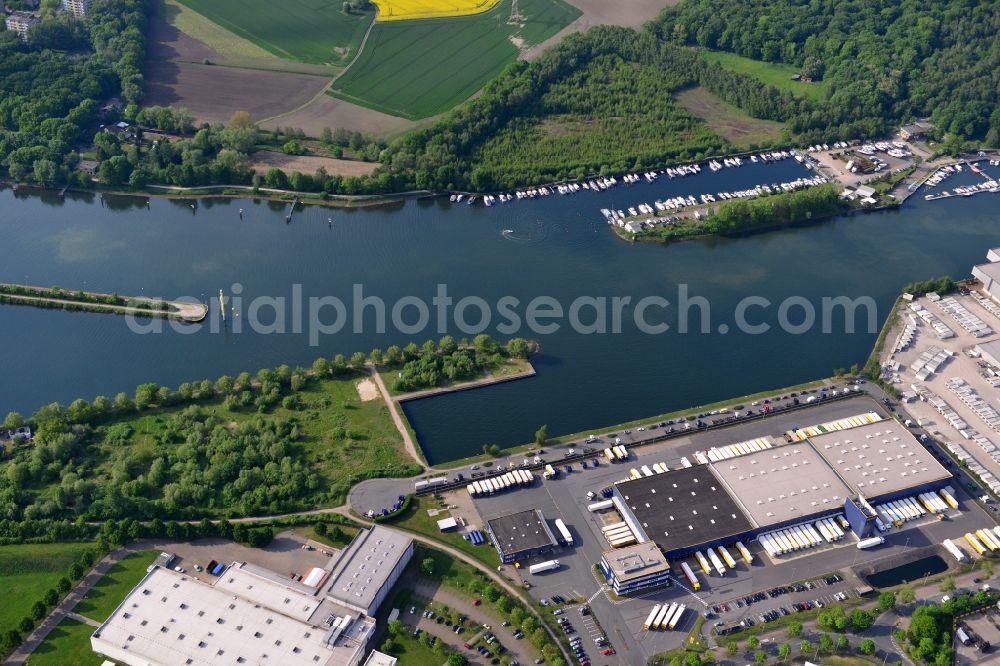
[58,184,69,198]
[0,283,208,322]
[286,197,300,222]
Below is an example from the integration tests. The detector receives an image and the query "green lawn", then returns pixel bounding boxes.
[385,497,500,568]
[701,50,830,101]
[380,629,444,665]
[23,618,99,666]
[174,0,373,65]
[74,551,157,623]
[330,0,580,119]
[0,542,94,632]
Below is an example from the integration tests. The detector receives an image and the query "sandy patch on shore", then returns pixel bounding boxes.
[356,378,379,401]
[251,151,379,177]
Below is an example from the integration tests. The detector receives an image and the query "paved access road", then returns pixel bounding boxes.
[4,546,137,666]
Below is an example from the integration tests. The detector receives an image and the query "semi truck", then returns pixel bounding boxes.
[643,605,662,630]
[543,464,557,479]
[680,561,701,590]
[707,548,726,576]
[528,559,561,574]
[857,536,885,550]
[588,499,614,512]
[667,604,686,630]
[943,538,967,562]
[554,518,574,546]
[694,551,712,575]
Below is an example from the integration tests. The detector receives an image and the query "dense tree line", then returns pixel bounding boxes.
[652,0,1000,145]
[0,0,149,186]
[641,184,847,241]
[387,334,534,392]
[902,276,956,296]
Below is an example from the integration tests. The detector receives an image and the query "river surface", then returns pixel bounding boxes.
[1,160,997,464]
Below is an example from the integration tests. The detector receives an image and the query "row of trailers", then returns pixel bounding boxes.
[603,445,629,462]
[691,543,754,581]
[625,458,692,481]
[642,602,686,631]
[466,470,535,497]
[962,526,1000,557]
[871,488,957,531]
[601,521,637,548]
[758,516,849,557]
[693,437,774,465]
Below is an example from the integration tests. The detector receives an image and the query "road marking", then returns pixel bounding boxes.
[588,587,605,604]
[668,575,710,607]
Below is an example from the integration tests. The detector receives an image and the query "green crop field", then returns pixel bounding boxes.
[75,551,157,623]
[701,50,830,101]
[174,0,373,65]
[23,618,100,666]
[330,0,580,119]
[0,542,95,632]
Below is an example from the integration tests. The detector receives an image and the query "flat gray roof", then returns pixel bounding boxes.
[976,339,1000,365]
[91,566,371,666]
[601,542,669,583]
[324,526,412,611]
[486,509,557,557]
[973,261,1000,282]
[711,443,853,528]
[809,421,952,500]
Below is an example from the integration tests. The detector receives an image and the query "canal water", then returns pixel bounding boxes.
[0,162,997,463]
[864,554,948,588]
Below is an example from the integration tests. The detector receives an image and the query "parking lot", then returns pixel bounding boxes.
[439,394,1000,665]
[956,608,1000,665]
[882,290,1000,488]
[162,534,333,585]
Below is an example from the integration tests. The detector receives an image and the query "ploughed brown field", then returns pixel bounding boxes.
[144,61,330,126]
[250,151,379,178]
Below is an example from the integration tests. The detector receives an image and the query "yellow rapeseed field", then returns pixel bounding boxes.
[372,0,501,22]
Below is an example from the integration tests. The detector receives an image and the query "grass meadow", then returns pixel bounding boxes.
[701,50,831,101]
[74,551,158,624]
[0,542,94,632]
[175,0,373,65]
[330,0,580,118]
[674,86,785,145]
[23,618,100,666]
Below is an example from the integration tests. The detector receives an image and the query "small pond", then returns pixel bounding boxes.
[865,555,948,588]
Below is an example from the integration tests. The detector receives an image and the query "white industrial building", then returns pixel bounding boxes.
[362,651,397,666]
[91,526,412,666]
[323,526,413,616]
[971,248,1000,302]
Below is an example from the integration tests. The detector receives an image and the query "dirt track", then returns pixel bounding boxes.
[251,150,379,177]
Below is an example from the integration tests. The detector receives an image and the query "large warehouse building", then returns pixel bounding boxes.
[91,526,412,666]
[611,414,952,559]
[485,509,559,563]
[972,248,1000,302]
